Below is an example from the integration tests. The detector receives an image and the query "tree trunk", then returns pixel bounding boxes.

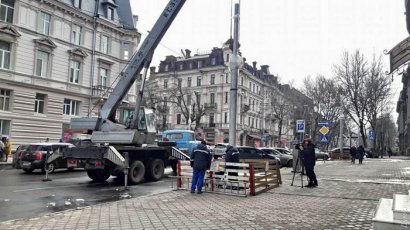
[359,123,367,148]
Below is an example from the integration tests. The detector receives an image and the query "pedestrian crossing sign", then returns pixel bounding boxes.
[320,134,329,143]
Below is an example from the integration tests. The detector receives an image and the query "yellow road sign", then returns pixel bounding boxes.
[319,126,329,135]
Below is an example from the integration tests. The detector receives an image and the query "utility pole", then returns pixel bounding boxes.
[229,3,240,146]
[339,114,345,153]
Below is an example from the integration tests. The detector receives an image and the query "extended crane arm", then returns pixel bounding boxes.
[101,0,186,122]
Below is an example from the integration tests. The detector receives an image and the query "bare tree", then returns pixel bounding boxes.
[269,95,294,147]
[303,75,343,148]
[333,50,369,147]
[364,55,392,149]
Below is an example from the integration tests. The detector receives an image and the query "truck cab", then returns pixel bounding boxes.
[162,130,200,156]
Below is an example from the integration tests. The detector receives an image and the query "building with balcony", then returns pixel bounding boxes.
[147,40,298,147]
[0,0,140,146]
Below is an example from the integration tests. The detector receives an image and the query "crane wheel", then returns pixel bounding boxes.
[146,159,165,181]
[87,169,110,182]
[128,160,145,185]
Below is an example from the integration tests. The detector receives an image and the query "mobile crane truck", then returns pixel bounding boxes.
[50,0,189,185]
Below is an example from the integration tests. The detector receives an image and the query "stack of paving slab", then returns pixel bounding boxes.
[373,190,410,229]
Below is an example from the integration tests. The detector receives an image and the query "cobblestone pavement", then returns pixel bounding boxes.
[1,157,409,230]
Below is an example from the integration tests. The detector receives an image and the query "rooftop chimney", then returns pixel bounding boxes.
[133,15,138,29]
[150,67,156,74]
[260,65,270,74]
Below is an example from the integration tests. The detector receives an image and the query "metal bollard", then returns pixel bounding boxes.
[123,152,129,190]
[42,151,52,182]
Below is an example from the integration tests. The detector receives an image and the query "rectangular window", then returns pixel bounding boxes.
[164,79,168,89]
[73,0,81,8]
[107,7,114,20]
[187,94,191,106]
[72,24,82,45]
[100,35,109,54]
[197,77,201,86]
[178,78,182,88]
[34,93,45,114]
[210,74,215,85]
[179,63,183,70]
[224,112,228,124]
[39,12,51,35]
[189,63,193,69]
[63,99,79,116]
[0,0,14,23]
[248,117,250,126]
[36,51,49,77]
[100,68,108,88]
[187,77,191,87]
[176,114,181,125]
[0,88,10,111]
[0,40,10,69]
[70,60,81,84]
[163,97,167,106]
[123,42,130,60]
[209,113,214,125]
[225,73,229,83]
[211,57,216,65]
[225,92,228,104]
[210,93,215,104]
[249,82,251,89]
[241,77,243,86]
[0,119,10,136]
[197,60,202,69]
[226,54,229,62]
[177,96,181,105]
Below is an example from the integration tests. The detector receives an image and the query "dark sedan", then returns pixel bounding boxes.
[236,146,281,166]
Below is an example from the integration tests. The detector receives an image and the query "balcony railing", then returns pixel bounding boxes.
[204,103,217,110]
[92,85,113,97]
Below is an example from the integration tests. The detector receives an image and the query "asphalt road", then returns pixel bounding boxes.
[0,165,175,222]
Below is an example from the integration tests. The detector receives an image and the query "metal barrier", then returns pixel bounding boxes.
[171,147,190,161]
[172,159,281,197]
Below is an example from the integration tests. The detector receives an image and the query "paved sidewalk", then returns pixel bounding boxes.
[1,157,409,229]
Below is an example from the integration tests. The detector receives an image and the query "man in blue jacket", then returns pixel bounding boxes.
[190,140,212,194]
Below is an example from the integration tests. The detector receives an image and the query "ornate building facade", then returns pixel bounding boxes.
[0,0,140,147]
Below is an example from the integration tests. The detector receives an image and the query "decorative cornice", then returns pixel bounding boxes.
[0,25,21,37]
[97,57,115,65]
[68,48,88,58]
[33,37,57,48]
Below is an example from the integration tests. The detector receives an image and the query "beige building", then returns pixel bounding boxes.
[0,0,140,147]
[147,41,296,147]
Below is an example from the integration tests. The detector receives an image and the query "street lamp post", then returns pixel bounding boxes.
[339,114,345,154]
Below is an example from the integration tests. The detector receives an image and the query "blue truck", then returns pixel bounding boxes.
[162,130,200,156]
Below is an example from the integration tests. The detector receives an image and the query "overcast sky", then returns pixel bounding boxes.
[131,0,408,107]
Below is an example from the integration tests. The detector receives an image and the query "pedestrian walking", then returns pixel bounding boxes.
[357,145,365,164]
[4,137,12,162]
[350,146,357,164]
[299,138,318,187]
[190,140,212,194]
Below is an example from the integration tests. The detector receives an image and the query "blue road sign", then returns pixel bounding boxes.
[369,130,375,140]
[318,121,330,126]
[320,134,329,143]
[296,120,305,133]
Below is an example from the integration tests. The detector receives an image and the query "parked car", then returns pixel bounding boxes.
[315,148,330,160]
[259,148,293,167]
[329,147,351,159]
[236,146,281,166]
[162,130,200,156]
[365,148,377,158]
[20,143,75,174]
[273,147,292,155]
[12,144,29,169]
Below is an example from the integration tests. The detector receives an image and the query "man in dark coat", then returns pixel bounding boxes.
[225,145,240,179]
[357,145,365,164]
[350,146,357,164]
[190,140,212,194]
[300,138,317,187]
